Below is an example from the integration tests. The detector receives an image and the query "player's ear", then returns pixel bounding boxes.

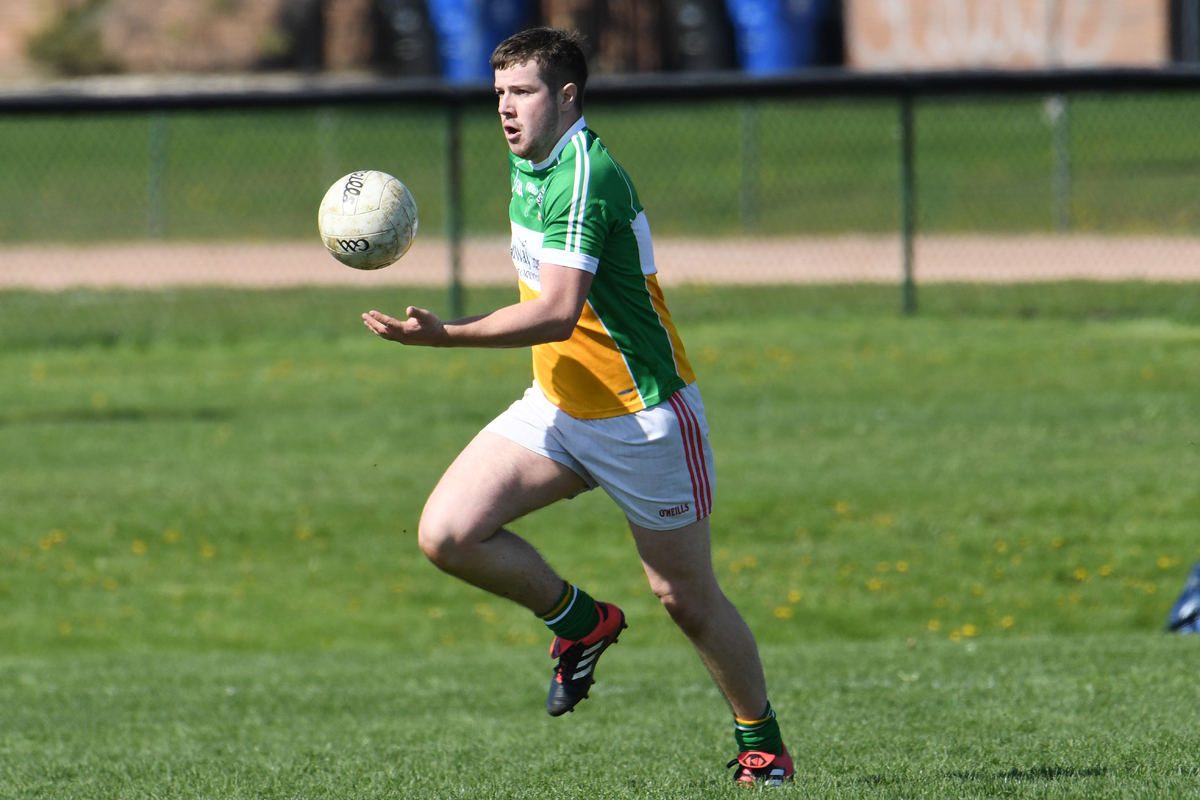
[560,83,578,112]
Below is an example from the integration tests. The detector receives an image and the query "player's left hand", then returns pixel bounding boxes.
[362,307,446,346]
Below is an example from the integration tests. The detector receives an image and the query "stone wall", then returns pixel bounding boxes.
[0,0,48,80]
[847,0,1168,70]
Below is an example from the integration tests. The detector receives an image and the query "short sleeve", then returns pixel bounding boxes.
[539,142,609,273]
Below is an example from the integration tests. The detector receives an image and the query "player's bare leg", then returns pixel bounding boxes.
[632,517,791,783]
[420,431,626,715]
[629,517,768,720]
[418,431,586,612]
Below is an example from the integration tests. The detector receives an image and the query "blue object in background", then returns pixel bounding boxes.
[723,0,828,74]
[426,0,529,84]
[1167,561,1200,633]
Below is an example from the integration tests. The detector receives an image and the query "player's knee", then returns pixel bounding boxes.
[656,587,714,637]
[417,510,468,569]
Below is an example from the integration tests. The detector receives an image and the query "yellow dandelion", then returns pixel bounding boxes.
[896,561,909,573]
[1073,567,1088,581]
[40,530,67,551]
[91,392,109,409]
[441,633,456,644]
[743,555,757,569]
[200,544,217,558]
[131,540,147,555]
[866,578,883,591]
[787,590,802,604]
[799,556,814,568]
[927,619,941,632]
[773,606,794,619]
[994,540,1008,554]
[876,561,890,573]
[1157,556,1172,570]
[163,529,181,542]
[1052,537,1064,548]
[834,501,849,514]
[971,584,985,597]
[427,607,444,619]
[949,629,962,642]
[390,582,406,593]
[57,621,72,635]
[1145,583,1158,594]
[102,578,117,591]
[31,363,47,381]
[1000,616,1015,628]
[295,526,313,541]
[873,514,895,527]
[962,624,978,637]
[347,598,361,611]
[1141,365,1155,380]
[1099,565,1112,577]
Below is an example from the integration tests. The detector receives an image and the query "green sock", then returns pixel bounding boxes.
[539,582,600,641]
[734,703,784,755]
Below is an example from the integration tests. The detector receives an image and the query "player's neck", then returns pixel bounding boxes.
[528,113,585,167]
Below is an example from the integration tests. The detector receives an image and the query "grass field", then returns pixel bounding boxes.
[3,93,1200,244]
[2,283,1200,797]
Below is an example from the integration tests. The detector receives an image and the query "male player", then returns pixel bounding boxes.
[362,27,792,786]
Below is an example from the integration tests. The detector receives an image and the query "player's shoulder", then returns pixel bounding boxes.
[547,128,634,201]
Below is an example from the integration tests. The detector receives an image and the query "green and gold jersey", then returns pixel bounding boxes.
[509,118,695,419]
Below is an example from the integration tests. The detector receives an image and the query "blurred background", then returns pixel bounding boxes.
[1,1,1199,302]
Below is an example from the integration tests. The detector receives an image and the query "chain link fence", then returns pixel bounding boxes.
[2,71,1200,313]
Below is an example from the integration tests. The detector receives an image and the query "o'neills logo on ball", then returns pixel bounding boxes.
[659,503,691,518]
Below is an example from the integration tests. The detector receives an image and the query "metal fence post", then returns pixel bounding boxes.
[1049,94,1071,231]
[899,94,917,316]
[739,102,758,231]
[147,112,169,239]
[316,106,340,188]
[446,102,465,320]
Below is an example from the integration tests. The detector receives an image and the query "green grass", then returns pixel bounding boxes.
[3,93,1200,243]
[3,283,1200,796]
[3,637,1199,798]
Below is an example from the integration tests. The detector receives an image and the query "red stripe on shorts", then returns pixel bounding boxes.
[675,393,712,517]
[668,394,703,521]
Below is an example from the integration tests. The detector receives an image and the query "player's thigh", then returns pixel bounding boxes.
[422,431,587,544]
[628,517,720,599]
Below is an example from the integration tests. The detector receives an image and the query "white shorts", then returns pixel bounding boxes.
[483,382,716,531]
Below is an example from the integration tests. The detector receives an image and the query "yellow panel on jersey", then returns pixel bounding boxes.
[510,118,695,419]
[645,274,696,386]
[520,281,642,419]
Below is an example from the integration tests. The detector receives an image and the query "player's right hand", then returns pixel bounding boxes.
[362,307,446,346]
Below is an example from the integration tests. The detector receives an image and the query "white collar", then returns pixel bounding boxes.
[527,116,587,171]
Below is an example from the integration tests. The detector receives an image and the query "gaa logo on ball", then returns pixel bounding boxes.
[318,170,418,270]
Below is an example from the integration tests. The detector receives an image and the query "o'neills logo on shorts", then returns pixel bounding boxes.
[659,503,691,518]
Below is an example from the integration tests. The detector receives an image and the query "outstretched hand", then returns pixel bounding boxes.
[362,307,446,346]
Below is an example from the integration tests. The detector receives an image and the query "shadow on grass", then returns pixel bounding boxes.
[0,407,233,426]
[949,765,1109,782]
[857,765,1111,789]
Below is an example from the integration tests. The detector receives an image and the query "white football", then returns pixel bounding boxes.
[318,171,418,270]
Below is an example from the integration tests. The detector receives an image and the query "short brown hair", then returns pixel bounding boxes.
[490,27,588,110]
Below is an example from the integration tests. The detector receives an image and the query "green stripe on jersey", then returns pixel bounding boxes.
[508,120,687,402]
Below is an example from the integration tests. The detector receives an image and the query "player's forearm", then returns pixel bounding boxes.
[444,299,576,348]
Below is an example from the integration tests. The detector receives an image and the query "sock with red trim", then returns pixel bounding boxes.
[735,703,783,755]
[538,581,600,642]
